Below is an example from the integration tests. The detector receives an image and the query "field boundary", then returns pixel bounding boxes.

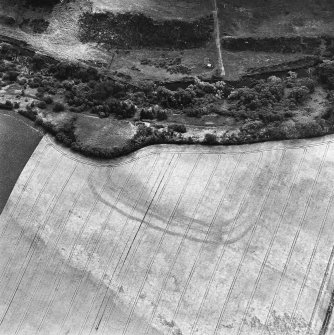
[44,134,334,167]
[212,0,225,77]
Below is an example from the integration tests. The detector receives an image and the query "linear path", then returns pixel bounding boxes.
[0,135,334,335]
[212,0,225,77]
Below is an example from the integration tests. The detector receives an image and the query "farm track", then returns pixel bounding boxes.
[0,135,334,334]
[212,0,225,77]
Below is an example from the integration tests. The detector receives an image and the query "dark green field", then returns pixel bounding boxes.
[0,113,41,213]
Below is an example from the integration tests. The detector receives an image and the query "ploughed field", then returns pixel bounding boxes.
[0,135,334,334]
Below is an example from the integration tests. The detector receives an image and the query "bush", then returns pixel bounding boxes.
[228,80,285,111]
[62,80,74,90]
[185,107,202,118]
[18,108,36,121]
[156,109,168,121]
[3,71,19,82]
[28,76,42,88]
[168,64,191,75]
[133,124,154,142]
[0,100,13,110]
[321,107,334,120]
[116,100,136,118]
[296,78,316,93]
[31,54,46,71]
[76,67,99,82]
[168,124,187,133]
[18,77,27,86]
[43,95,53,104]
[194,78,217,94]
[156,87,194,109]
[29,19,50,34]
[204,133,218,144]
[317,62,334,89]
[53,102,65,112]
[49,62,79,80]
[90,80,126,101]
[37,100,47,109]
[140,108,155,120]
[295,120,324,138]
[259,111,284,123]
[35,114,77,146]
[105,98,122,115]
[92,104,108,116]
[288,86,310,103]
[156,86,176,108]
[174,88,194,107]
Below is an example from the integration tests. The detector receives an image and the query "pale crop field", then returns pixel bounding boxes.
[91,0,213,20]
[0,135,334,335]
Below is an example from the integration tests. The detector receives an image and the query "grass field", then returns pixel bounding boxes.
[217,0,334,37]
[0,135,334,334]
[2,0,331,82]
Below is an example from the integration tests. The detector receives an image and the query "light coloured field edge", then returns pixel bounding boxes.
[212,0,225,77]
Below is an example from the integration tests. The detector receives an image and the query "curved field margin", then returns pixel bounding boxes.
[0,135,334,334]
[0,113,41,214]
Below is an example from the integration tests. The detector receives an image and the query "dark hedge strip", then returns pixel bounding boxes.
[79,12,214,49]
[24,0,61,7]
[222,36,334,56]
